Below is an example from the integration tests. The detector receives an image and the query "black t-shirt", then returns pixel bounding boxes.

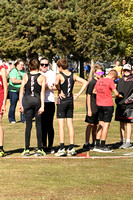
[86,78,98,114]
[115,76,133,109]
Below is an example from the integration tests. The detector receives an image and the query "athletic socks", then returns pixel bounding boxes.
[126,139,130,143]
[60,143,64,150]
[85,142,89,146]
[0,146,3,151]
[101,140,106,147]
[69,144,74,150]
[96,139,100,147]
[60,143,74,150]
[121,138,125,143]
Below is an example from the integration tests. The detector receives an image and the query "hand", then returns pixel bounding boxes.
[125,99,133,104]
[73,93,79,100]
[58,91,65,99]
[1,104,6,114]
[19,105,24,114]
[38,107,44,115]
[88,110,92,117]
[118,94,124,98]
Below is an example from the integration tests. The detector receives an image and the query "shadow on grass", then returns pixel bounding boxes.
[6,143,130,156]
[5,147,35,156]
[107,142,133,150]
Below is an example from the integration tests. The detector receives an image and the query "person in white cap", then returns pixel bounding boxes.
[115,64,133,149]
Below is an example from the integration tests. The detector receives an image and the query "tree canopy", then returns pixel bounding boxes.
[0,0,132,63]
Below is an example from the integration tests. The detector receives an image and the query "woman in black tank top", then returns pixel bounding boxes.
[19,58,46,156]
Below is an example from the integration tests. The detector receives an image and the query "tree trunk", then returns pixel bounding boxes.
[80,58,84,78]
[89,59,94,81]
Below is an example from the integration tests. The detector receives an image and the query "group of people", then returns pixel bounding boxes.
[0,57,88,157]
[0,57,132,157]
[83,62,133,152]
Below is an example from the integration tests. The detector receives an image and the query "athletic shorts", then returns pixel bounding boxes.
[98,106,114,122]
[0,94,4,115]
[115,107,133,123]
[85,112,99,124]
[57,100,73,118]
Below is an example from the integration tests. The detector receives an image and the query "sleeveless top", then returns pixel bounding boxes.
[59,72,74,101]
[24,72,41,100]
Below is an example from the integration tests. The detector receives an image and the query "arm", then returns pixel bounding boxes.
[10,69,23,84]
[55,74,61,91]
[10,77,22,84]
[38,75,46,115]
[112,88,123,98]
[55,74,65,98]
[87,94,92,117]
[19,74,27,113]
[92,88,97,94]
[73,74,88,100]
[1,68,7,113]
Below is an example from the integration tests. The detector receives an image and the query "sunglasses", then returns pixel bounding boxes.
[40,63,48,67]
[96,71,104,75]
[123,69,131,72]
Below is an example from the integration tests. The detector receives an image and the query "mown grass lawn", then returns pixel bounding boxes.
[0,82,133,200]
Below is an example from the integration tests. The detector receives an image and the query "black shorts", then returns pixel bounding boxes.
[98,106,114,122]
[115,107,133,123]
[57,100,73,118]
[85,112,99,124]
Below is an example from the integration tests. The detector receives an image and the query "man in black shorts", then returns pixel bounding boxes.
[55,59,88,156]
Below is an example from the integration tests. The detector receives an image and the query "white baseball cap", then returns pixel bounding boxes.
[123,64,131,71]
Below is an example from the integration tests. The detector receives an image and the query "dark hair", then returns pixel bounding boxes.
[29,58,40,71]
[2,59,6,63]
[14,59,24,67]
[40,57,49,64]
[56,59,68,70]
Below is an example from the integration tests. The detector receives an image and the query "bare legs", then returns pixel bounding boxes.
[96,121,110,141]
[120,122,131,141]
[58,118,74,145]
[85,124,97,144]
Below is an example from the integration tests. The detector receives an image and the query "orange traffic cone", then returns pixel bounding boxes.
[86,151,90,158]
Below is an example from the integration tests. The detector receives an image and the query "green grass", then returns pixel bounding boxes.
[0,82,133,200]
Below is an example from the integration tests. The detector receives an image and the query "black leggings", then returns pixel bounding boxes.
[41,102,55,148]
[24,98,42,149]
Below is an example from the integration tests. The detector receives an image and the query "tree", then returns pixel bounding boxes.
[113,0,133,59]
[0,0,76,60]
[74,0,119,62]
[0,0,51,59]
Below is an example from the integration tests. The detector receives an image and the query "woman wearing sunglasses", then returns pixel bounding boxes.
[40,58,56,154]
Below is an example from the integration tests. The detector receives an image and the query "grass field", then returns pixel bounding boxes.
[0,82,133,200]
